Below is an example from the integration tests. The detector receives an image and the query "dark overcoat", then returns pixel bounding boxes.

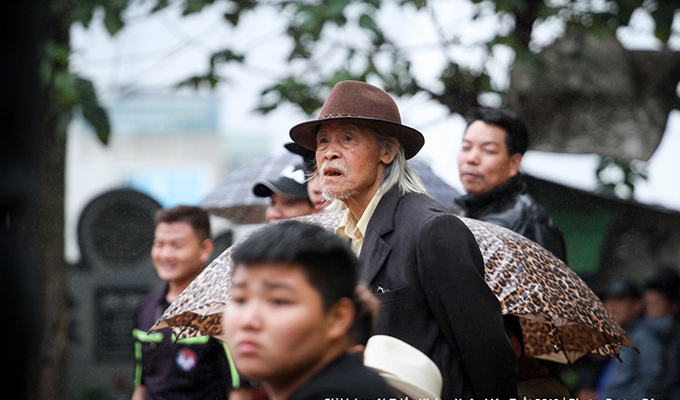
[360,185,518,400]
[288,352,397,400]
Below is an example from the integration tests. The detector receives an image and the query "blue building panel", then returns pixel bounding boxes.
[125,168,210,208]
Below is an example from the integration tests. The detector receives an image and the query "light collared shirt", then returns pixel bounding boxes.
[336,191,384,256]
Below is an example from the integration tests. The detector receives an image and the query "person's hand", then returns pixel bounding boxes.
[131,385,147,400]
[229,387,254,400]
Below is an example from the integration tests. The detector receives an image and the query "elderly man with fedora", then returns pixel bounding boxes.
[290,80,518,400]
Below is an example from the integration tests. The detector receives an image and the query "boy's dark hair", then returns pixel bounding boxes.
[231,220,359,311]
[154,205,211,242]
[466,108,529,156]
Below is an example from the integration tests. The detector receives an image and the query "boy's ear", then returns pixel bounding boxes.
[508,335,522,358]
[199,238,215,264]
[325,298,355,341]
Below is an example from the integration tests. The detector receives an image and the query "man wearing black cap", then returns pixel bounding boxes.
[252,163,315,222]
[289,80,517,400]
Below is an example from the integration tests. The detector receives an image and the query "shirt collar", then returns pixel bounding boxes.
[337,190,384,256]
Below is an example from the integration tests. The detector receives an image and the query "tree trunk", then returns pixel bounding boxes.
[31,129,69,400]
[2,1,64,399]
[24,0,72,396]
[17,82,70,399]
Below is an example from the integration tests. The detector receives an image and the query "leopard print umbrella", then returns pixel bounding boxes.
[153,212,634,364]
[463,217,635,364]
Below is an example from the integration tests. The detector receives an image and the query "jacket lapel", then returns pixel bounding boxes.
[359,186,401,284]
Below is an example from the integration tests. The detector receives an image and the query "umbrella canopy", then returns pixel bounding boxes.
[409,159,461,211]
[201,156,460,224]
[153,213,633,364]
[463,218,635,364]
[201,152,301,224]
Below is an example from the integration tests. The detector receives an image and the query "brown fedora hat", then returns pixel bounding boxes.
[289,80,425,159]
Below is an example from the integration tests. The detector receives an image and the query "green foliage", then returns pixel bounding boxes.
[54,0,132,35]
[44,0,136,145]
[242,1,680,117]
[286,0,353,60]
[180,0,219,15]
[257,78,326,115]
[223,0,258,26]
[596,157,649,199]
[651,0,680,43]
[77,78,111,144]
[41,37,109,143]
[358,12,385,46]
[99,0,673,122]
[177,49,246,89]
[48,0,680,141]
[233,0,679,117]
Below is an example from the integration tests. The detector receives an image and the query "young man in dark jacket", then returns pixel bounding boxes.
[456,107,567,262]
[222,220,397,400]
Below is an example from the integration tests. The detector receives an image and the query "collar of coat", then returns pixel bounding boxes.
[455,173,527,211]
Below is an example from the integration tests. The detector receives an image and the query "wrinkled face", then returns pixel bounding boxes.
[458,120,522,197]
[315,121,395,207]
[151,222,211,286]
[223,263,337,385]
[265,193,314,222]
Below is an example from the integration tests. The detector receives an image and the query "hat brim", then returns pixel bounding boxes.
[379,373,440,400]
[289,116,424,160]
[252,178,308,199]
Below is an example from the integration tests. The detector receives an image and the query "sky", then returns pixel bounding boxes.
[70,1,680,211]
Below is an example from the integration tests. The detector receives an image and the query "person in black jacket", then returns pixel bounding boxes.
[289,80,518,400]
[222,220,396,400]
[455,107,567,262]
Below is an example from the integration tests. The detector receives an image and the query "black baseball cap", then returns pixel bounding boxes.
[252,163,309,199]
[284,142,315,172]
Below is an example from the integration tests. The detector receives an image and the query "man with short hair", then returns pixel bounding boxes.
[222,220,397,400]
[289,80,517,399]
[455,107,567,262]
[252,163,316,221]
[132,205,240,400]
